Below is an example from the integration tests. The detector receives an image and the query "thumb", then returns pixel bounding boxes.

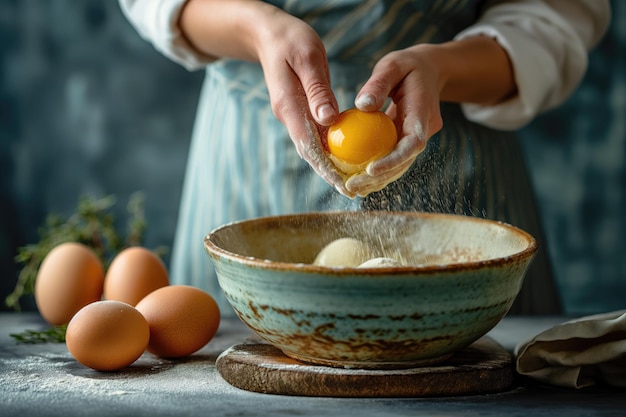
[299,66,339,126]
[354,58,401,112]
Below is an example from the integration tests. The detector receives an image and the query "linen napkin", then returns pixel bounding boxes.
[515,310,626,389]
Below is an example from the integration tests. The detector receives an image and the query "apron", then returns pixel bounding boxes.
[171,0,561,316]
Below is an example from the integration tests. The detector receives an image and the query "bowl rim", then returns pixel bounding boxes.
[203,211,538,275]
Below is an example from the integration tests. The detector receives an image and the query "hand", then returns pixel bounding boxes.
[180,1,352,196]
[344,45,444,197]
[180,2,516,198]
[254,10,354,197]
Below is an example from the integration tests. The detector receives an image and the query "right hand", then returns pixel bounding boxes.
[254,8,354,197]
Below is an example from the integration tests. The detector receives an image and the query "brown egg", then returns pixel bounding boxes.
[103,246,169,306]
[135,285,220,358]
[66,300,150,371]
[34,242,105,325]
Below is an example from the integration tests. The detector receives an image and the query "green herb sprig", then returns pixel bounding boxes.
[10,324,67,344]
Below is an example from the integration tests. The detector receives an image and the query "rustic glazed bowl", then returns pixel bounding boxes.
[204,211,537,369]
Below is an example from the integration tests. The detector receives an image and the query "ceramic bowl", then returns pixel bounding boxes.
[204,211,536,369]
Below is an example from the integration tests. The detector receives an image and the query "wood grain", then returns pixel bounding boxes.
[216,336,515,397]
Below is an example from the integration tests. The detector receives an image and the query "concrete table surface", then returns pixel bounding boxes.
[1,312,624,417]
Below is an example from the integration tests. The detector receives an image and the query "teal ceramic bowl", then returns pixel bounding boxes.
[204,211,536,369]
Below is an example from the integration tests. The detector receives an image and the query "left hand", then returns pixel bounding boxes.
[344,45,444,197]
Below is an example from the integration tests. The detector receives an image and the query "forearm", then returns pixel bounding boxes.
[453,0,610,130]
[179,0,279,62]
[429,36,517,106]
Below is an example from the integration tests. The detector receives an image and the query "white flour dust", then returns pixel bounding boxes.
[1,348,234,400]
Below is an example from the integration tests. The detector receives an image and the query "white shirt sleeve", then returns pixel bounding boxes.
[118,0,214,71]
[455,0,611,130]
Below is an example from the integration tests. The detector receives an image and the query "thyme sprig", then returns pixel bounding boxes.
[10,325,67,344]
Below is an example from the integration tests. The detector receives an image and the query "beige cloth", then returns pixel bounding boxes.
[515,310,626,389]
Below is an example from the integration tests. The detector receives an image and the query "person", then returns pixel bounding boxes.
[119,0,610,316]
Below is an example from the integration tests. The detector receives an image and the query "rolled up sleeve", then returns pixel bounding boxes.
[455,0,611,130]
[119,0,215,71]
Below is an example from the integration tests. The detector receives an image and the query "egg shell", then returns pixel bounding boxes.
[313,237,373,267]
[34,242,105,325]
[103,246,169,306]
[358,257,404,268]
[66,300,150,371]
[135,285,220,358]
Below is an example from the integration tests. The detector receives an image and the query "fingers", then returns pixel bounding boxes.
[264,60,349,195]
[354,54,404,112]
[345,157,415,197]
[272,77,351,196]
[346,114,434,196]
[354,51,411,111]
[263,30,447,199]
[299,122,354,197]
[258,23,352,195]
[298,62,339,126]
[282,31,338,126]
[289,115,355,198]
[366,129,427,177]
[261,19,338,127]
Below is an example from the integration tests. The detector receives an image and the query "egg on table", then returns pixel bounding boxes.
[34,242,105,326]
[103,246,169,306]
[326,108,398,175]
[135,285,220,358]
[65,300,150,371]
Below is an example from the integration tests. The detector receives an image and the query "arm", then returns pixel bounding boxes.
[118,0,214,70]
[120,0,350,195]
[455,0,612,130]
[346,0,611,196]
[178,0,340,121]
[120,0,340,127]
[161,0,351,194]
[178,0,269,62]
[346,35,519,196]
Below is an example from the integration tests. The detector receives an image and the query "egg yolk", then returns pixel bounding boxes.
[326,108,398,174]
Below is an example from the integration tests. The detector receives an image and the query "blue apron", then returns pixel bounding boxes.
[171,0,560,316]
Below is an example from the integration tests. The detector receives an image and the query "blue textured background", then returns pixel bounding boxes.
[1,1,624,314]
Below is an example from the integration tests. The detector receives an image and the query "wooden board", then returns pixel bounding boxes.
[216,336,515,398]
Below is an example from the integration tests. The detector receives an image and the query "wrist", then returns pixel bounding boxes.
[239,1,295,62]
[179,0,281,62]
[423,36,517,105]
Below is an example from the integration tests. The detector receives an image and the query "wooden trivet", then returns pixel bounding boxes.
[216,336,515,397]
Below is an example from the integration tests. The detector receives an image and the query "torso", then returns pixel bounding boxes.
[171,0,561,315]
